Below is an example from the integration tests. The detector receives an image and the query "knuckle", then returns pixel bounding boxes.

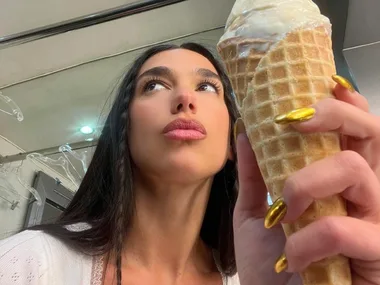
[284,175,303,197]
[285,233,299,258]
[318,217,344,252]
[374,117,380,138]
[354,92,370,112]
[362,98,370,112]
[323,97,338,106]
[336,150,369,177]
[285,217,344,268]
[285,234,298,263]
[320,98,340,111]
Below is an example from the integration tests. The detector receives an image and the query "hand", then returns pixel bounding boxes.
[233,130,302,285]
[233,75,380,285]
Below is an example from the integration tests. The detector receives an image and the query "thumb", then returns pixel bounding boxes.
[235,131,268,223]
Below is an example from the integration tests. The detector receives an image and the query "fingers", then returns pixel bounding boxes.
[235,129,268,221]
[281,150,380,224]
[332,75,369,112]
[290,98,380,140]
[284,216,380,272]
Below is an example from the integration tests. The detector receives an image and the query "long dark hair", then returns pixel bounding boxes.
[29,42,239,283]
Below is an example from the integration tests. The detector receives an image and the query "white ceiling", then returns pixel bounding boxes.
[0,0,232,88]
[1,0,137,36]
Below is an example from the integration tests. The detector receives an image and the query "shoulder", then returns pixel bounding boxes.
[0,230,51,260]
[0,230,51,284]
[0,228,93,284]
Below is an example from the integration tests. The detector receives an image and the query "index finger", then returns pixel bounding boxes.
[332,77,369,112]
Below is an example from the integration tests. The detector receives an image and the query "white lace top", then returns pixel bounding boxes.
[0,229,240,285]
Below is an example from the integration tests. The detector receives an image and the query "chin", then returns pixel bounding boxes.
[159,152,225,182]
[132,145,229,184]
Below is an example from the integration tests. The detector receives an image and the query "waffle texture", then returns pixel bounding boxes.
[219,26,352,284]
[218,38,276,111]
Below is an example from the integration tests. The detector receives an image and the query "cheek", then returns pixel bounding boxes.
[128,99,169,165]
[204,102,231,155]
[128,103,157,152]
[129,100,164,135]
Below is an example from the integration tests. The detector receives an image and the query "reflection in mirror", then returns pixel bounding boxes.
[0,189,20,211]
[0,91,24,122]
[0,166,21,210]
[0,162,42,207]
[59,144,89,176]
[26,152,83,190]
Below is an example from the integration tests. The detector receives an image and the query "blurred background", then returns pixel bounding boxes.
[0,0,379,239]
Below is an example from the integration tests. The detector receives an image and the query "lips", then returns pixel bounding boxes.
[162,118,206,140]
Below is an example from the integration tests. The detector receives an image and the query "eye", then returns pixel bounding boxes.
[198,83,217,93]
[144,81,166,92]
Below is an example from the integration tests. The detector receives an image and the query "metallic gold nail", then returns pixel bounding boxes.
[234,118,246,144]
[274,253,288,274]
[332,75,355,92]
[274,107,316,125]
[264,197,287,229]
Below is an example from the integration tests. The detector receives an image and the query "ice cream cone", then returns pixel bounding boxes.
[241,26,351,284]
[217,0,352,282]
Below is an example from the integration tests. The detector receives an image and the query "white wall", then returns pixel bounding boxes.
[0,135,75,239]
[343,0,380,115]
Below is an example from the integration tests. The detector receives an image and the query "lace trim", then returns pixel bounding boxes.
[89,252,227,285]
[90,256,104,285]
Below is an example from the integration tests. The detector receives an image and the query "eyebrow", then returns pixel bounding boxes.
[137,66,221,82]
[195,68,221,81]
[137,66,175,82]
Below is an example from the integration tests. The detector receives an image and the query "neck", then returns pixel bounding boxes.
[123,173,217,279]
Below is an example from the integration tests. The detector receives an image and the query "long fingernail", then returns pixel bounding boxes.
[332,75,355,92]
[264,197,287,229]
[274,107,316,125]
[274,253,288,273]
[234,118,246,144]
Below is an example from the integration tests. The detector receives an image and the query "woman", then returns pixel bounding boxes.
[1,42,380,285]
[0,43,239,285]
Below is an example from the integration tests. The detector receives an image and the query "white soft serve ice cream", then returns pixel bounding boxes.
[219,0,331,49]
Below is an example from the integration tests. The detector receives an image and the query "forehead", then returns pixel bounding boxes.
[138,49,219,76]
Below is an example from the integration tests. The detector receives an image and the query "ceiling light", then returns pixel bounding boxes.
[80,126,94,134]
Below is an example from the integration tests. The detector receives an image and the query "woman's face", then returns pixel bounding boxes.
[129,49,231,183]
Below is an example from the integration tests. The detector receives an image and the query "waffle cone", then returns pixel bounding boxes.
[221,26,352,284]
[217,37,276,113]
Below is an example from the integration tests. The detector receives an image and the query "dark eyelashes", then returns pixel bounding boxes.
[140,76,168,93]
[139,76,222,93]
[198,79,222,93]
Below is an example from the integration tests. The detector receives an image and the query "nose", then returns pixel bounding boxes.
[171,90,197,114]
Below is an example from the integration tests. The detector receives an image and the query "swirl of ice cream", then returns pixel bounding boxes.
[219,0,331,47]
